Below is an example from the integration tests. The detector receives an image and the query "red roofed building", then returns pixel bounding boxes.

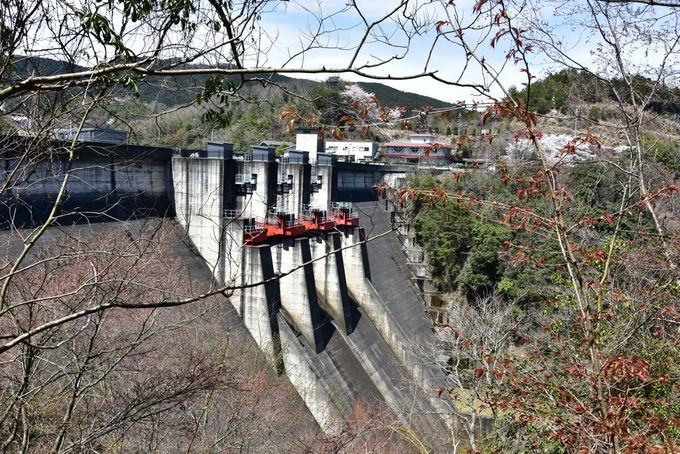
[380,133,454,164]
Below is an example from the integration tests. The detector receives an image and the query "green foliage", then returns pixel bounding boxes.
[80,12,133,59]
[459,222,511,297]
[511,71,573,114]
[408,168,615,305]
[308,83,352,126]
[115,100,152,118]
[410,175,516,298]
[511,70,582,114]
[642,134,680,177]
[564,161,624,220]
[512,69,680,116]
[563,161,657,236]
[229,108,273,152]
[412,198,471,289]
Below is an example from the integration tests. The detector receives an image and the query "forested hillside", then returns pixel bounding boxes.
[394,62,680,449]
[509,69,680,116]
[6,57,448,110]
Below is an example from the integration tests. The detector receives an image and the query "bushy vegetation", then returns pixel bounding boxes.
[405,145,680,450]
[509,69,680,115]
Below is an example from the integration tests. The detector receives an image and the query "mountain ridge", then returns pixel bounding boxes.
[7,56,451,109]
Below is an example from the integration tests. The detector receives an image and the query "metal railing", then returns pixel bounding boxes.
[224,209,242,218]
[268,207,286,216]
[234,153,253,161]
[331,201,356,217]
[301,213,331,222]
[301,204,330,221]
[260,208,303,229]
[243,224,264,233]
[285,219,302,228]
[235,174,257,184]
[302,203,326,212]
[331,201,353,210]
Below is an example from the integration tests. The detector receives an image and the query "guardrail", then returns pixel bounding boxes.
[224,209,242,218]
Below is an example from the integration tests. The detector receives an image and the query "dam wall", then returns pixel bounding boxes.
[0,135,455,445]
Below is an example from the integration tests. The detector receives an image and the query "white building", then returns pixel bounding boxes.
[295,128,324,162]
[381,133,454,164]
[324,141,378,162]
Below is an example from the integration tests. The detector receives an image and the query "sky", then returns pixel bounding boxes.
[255,0,531,104]
[24,0,676,106]
[252,0,680,105]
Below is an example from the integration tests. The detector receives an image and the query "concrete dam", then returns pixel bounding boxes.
[0,138,450,439]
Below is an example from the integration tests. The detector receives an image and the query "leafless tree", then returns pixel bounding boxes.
[3,0,680,451]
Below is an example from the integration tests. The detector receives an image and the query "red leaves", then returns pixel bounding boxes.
[453,134,470,151]
[472,0,489,13]
[490,28,507,48]
[474,367,485,379]
[378,107,390,123]
[482,100,515,125]
[603,355,651,383]
[563,132,602,155]
[481,108,493,125]
[373,181,391,200]
[279,108,317,133]
[279,108,297,120]
[601,213,615,224]
[279,108,300,133]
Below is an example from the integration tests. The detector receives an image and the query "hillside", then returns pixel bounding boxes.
[6,56,450,110]
[356,81,450,109]
[510,69,680,116]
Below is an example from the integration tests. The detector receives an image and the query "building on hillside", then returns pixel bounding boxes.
[55,127,128,144]
[380,133,453,164]
[324,141,378,162]
[258,140,290,149]
[258,140,293,155]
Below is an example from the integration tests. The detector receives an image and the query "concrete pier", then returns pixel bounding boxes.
[169,142,451,440]
[309,233,354,335]
[278,314,345,434]
[274,237,326,353]
[309,153,336,211]
[277,150,311,216]
[241,245,281,370]
[237,146,278,220]
[339,227,371,300]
